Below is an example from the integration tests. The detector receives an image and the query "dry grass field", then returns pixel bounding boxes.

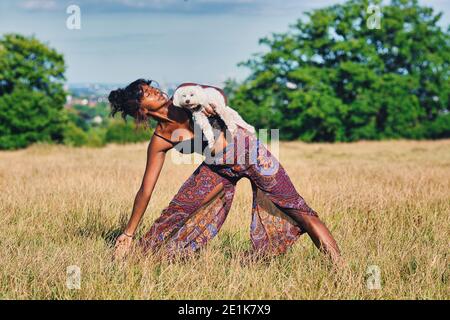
[0,139,449,299]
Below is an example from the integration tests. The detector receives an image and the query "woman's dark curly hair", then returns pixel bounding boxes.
[108,78,161,125]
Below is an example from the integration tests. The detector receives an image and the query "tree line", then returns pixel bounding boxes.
[225,0,449,141]
[0,0,449,149]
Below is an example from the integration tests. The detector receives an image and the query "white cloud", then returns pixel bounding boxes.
[14,0,323,15]
[19,0,57,10]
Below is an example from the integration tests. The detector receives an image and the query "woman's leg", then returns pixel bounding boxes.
[283,208,341,263]
[139,163,235,256]
[247,141,341,263]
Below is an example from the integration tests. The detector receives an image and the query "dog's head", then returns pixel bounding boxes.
[173,85,206,110]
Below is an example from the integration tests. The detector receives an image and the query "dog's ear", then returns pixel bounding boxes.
[172,89,183,107]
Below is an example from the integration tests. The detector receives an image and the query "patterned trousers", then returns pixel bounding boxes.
[139,127,318,257]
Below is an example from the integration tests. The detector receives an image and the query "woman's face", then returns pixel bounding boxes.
[139,84,168,112]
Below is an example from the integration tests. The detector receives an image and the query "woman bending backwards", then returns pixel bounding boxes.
[108,79,341,263]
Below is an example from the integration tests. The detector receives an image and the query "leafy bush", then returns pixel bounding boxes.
[105,120,151,144]
[85,128,107,147]
[63,122,88,147]
[62,111,150,147]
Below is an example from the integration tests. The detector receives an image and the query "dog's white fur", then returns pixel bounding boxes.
[173,85,255,149]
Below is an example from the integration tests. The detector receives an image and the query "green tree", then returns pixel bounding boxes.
[227,0,450,141]
[0,34,67,149]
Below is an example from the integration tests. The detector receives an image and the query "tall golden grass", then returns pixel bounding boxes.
[0,139,448,299]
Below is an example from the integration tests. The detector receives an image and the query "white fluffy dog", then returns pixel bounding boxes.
[173,85,255,149]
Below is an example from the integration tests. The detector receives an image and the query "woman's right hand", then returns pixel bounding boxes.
[202,103,217,117]
[113,233,133,260]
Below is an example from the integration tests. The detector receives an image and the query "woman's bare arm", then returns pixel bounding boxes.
[122,135,172,236]
[113,134,173,259]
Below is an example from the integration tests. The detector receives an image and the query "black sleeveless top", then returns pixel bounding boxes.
[153,116,227,155]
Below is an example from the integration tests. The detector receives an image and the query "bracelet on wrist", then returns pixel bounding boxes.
[123,232,134,238]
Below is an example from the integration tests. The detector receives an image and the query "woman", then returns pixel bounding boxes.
[109,79,341,263]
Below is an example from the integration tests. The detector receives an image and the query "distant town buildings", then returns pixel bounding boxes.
[65,82,178,108]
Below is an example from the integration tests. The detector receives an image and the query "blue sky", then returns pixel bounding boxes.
[0,0,449,86]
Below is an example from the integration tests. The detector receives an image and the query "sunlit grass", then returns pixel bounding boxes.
[0,139,449,299]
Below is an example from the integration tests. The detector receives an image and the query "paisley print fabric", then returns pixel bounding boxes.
[140,127,318,257]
